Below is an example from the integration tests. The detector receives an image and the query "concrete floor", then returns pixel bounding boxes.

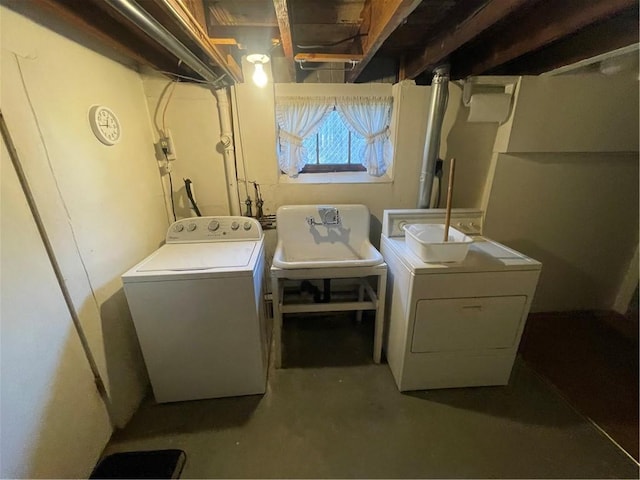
[104,314,639,478]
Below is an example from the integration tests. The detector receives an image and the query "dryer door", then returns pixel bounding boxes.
[411,296,527,353]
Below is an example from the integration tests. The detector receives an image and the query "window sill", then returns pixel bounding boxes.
[278,171,393,185]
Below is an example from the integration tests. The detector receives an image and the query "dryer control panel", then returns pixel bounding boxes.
[382,208,484,238]
[166,216,263,243]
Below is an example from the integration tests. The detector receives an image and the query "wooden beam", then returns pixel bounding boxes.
[486,9,639,76]
[460,0,637,77]
[346,0,422,82]
[225,53,243,80]
[398,55,406,81]
[181,0,208,31]
[273,0,295,78]
[209,38,240,45]
[158,0,243,82]
[404,0,536,80]
[206,25,280,40]
[294,53,364,63]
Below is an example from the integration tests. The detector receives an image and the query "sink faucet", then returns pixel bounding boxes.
[306,207,341,226]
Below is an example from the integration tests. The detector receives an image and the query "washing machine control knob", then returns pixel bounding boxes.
[208,220,220,231]
[187,223,197,232]
[230,221,240,231]
[173,224,184,232]
[243,221,252,231]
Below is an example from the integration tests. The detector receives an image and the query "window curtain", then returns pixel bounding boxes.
[275,97,334,177]
[336,96,394,177]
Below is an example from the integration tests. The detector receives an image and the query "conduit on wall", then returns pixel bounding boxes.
[214,88,242,215]
[417,65,449,209]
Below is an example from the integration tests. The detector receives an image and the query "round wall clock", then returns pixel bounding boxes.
[88,105,121,145]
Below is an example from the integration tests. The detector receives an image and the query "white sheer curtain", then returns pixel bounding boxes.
[275,96,334,177]
[336,96,394,176]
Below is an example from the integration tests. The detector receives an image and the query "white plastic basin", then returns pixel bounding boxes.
[404,223,473,263]
[272,204,384,269]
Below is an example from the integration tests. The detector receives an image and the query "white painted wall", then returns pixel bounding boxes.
[485,152,638,311]
[1,137,112,478]
[141,72,231,218]
[483,75,639,312]
[141,71,499,246]
[502,75,639,153]
[441,83,499,209]
[1,6,169,475]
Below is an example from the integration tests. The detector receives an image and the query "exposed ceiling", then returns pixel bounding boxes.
[10,0,640,84]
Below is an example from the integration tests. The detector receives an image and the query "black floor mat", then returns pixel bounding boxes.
[90,449,186,479]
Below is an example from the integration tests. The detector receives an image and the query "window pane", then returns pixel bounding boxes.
[350,131,366,164]
[302,132,317,164]
[299,110,367,171]
[318,111,349,164]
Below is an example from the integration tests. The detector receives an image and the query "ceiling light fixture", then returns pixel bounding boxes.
[246,54,270,88]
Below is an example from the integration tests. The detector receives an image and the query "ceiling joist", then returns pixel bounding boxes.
[489,9,639,76]
[404,0,536,80]
[162,0,242,82]
[295,53,364,63]
[272,0,295,79]
[16,0,640,86]
[457,0,638,78]
[346,0,422,83]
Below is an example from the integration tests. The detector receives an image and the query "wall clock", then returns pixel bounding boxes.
[88,105,121,145]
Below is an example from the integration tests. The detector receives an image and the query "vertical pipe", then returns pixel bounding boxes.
[417,65,450,208]
[214,88,242,215]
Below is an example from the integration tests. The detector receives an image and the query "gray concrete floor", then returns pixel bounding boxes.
[105,313,639,478]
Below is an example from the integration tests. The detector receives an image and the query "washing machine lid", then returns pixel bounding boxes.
[137,242,257,272]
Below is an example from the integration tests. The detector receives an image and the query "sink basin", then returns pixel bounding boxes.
[272,204,384,269]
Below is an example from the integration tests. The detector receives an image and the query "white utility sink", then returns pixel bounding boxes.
[272,204,384,269]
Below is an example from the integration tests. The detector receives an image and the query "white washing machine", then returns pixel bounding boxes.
[122,216,269,403]
[380,209,541,391]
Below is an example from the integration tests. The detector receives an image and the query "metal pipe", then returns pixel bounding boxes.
[417,65,450,208]
[103,0,225,85]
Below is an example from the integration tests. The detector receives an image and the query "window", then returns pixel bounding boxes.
[275,94,393,178]
[300,110,366,173]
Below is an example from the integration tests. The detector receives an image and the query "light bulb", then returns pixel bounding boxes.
[252,63,268,88]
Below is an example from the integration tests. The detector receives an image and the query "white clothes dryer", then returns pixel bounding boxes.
[381,209,541,391]
[122,216,269,403]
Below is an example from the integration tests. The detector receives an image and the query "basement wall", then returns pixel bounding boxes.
[141,73,231,220]
[1,5,169,476]
[1,135,112,479]
[483,74,639,312]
